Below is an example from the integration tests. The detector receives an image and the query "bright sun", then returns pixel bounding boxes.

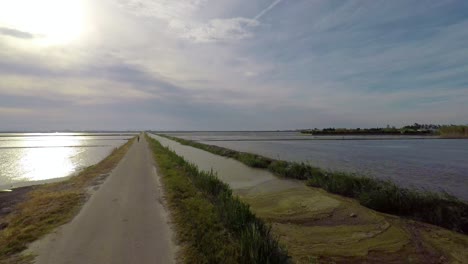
[0,0,86,45]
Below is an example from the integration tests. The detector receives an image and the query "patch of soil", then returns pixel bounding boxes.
[0,186,36,230]
[274,206,380,227]
[314,220,447,264]
[306,207,376,227]
[402,221,446,263]
[0,186,36,218]
[316,243,444,264]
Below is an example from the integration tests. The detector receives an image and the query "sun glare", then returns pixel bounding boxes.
[0,0,86,45]
[18,136,79,182]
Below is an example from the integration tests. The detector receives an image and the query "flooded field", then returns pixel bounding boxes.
[150,134,300,194]
[162,131,468,200]
[0,133,134,189]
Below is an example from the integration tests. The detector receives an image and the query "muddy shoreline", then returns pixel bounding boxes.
[0,186,36,231]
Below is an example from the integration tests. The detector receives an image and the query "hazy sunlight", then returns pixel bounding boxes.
[0,0,86,45]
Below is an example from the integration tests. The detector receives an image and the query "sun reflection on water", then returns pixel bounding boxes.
[17,136,80,182]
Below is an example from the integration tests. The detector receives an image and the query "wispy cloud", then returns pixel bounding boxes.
[116,0,206,20]
[0,27,34,39]
[170,17,259,43]
[117,0,283,43]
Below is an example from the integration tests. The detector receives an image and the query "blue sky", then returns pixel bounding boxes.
[0,0,467,130]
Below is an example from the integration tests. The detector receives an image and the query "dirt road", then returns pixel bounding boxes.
[30,136,174,264]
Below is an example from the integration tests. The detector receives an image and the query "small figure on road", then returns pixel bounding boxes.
[138,135,140,142]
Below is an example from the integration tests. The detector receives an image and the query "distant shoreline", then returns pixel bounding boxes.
[198,136,468,142]
[200,136,442,141]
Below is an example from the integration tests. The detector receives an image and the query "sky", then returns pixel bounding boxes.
[0,0,467,131]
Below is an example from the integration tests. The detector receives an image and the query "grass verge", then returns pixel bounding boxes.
[156,134,468,234]
[146,135,289,263]
[0,138,134,263]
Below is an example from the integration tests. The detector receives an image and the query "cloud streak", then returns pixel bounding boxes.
[254,0,283,20]
[0,27,34,39]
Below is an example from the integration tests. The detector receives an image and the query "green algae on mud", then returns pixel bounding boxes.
[242,186,468,263]
[242,185,468,263]
[242,187,341,223]
[421,227,468,263]
[242,186,410,261]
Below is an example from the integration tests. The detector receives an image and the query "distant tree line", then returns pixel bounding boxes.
[401,123,441,130]
[301,123,468,137]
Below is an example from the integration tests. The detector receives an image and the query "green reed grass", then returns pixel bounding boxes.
[147,136,289,263]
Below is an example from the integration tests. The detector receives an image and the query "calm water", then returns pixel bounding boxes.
[0,133,134,189]
[149,134,302,195]
[161,131,468,200]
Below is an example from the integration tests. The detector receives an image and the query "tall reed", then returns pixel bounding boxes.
[147,136,290,263]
